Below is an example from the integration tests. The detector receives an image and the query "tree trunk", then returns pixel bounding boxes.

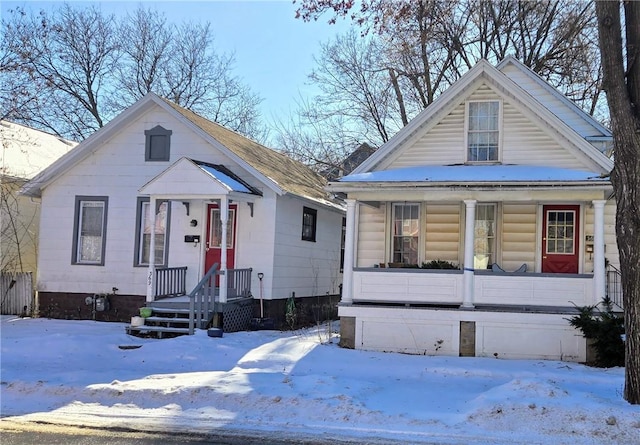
[595,0,640,404]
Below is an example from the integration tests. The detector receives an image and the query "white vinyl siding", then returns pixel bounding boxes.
[356,204,386,268]
[424,204,460,264]
[501,204,536,271]
[386,85,596,170]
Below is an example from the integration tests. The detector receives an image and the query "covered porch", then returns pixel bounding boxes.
[131,157,262,336]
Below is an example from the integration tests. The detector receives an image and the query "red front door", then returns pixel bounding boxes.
[542,205,580,274]
[205,203,237,274]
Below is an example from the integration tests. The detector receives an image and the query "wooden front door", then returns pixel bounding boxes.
[542,205,580,274]
[205,203,237,274]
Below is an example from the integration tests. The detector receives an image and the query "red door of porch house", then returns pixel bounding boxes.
[205,203,237,278]
[542,205,580,274]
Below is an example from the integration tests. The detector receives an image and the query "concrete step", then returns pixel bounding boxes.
[126,325,190,334]
[143,316,191,324]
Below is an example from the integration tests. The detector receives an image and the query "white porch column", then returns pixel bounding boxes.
[146,196,157,303]
[219,195,229,304]
[592,200,607,305]
[461,199,476,309]
[341,199,357,304]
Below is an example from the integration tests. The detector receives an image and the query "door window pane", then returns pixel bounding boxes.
[546,211,575,254]
[209,209,235,248]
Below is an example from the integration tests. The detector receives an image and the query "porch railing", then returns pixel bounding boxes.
[227,268,253,300]
[155,266,187,299]
[606,264,624,311]
[188,263,220,334]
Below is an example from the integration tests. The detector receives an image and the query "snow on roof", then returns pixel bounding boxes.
[196,163,252,193]
[0,120,77,179]
[340,164,609,183]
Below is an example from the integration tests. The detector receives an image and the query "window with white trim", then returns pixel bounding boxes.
[72,196,108,265]
[467,101,500,162]
[134,198,170,266]
[392,203,419,264]
[474,203,496,269]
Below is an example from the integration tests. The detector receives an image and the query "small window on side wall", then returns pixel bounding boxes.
[302,207,317,242]
[144,125,172,162]
[72,196,108,265]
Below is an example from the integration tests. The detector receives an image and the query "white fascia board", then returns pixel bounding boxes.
[497,56,612,138]
[489,75,614,172]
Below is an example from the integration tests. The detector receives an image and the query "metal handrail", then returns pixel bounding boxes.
[606,264,624,311]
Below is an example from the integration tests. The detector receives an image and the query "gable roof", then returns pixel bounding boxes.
[21,94,338,208]
[351,59,613,175]
[139,157,262,198]
[159,97,334,205]
[1,120,77,180]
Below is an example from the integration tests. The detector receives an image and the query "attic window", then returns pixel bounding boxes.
[467,101,500,162]
[145,125,172,162]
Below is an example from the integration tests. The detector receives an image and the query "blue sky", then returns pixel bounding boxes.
[2,0,352,122]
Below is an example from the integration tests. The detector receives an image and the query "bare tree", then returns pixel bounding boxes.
[1,4,120,139]
[595,0,640,405]
[1,4,264,141]
[114,8,264,138]
[292,0,606,148]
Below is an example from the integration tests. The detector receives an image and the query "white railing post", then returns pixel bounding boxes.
[219,196,229,304]
[461,200,476,309]
[341,199,357,304]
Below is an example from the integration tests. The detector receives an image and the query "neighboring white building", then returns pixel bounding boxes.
[1,120,76,282]
[21,94,344,328]
[328,57,618,362]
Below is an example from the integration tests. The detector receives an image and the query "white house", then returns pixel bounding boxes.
[328,57,619,362]
[1,121,76,314]
[21,93,344,331]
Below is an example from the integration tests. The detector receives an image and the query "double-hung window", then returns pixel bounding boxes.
[392,203,419,264]
[474,203,496,269]
[72,196,108,265]
[467,101,500,162]
[135,198,170,266]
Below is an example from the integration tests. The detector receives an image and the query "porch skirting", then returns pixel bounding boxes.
[338,303,587,363]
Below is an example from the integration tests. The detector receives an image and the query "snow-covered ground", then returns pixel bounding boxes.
[1,316,638,444]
